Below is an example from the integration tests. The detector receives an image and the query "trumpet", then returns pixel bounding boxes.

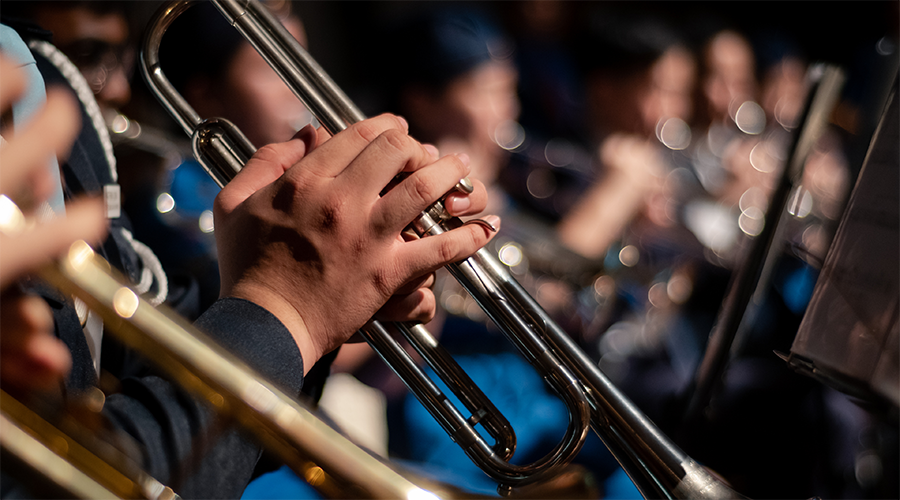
[140,0,742,497]
[9,243,464,499]
[0,388,177,500]
[142,0,589,491]
[0,189,598,499]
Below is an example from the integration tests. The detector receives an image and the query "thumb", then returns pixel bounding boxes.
[216,124,318,212]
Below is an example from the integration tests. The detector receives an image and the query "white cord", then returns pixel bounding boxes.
[28,40,117,182]
[121,228,169,306]
[30,40,169,306]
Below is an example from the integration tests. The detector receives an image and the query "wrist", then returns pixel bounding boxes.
[226,280,319,374]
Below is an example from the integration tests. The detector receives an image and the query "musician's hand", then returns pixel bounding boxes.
[0,290,71,393]
[0,52,105,393]
[214,114,497,372]
[0,184,105,395]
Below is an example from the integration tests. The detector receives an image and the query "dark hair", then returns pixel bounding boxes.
[379,6,513,113]
[573,10,684,79]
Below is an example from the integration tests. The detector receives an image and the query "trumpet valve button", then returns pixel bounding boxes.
[455,177,474,194]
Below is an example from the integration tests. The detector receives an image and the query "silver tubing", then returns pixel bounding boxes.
[141,0,590,490]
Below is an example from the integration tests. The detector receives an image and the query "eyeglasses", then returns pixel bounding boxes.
[60,39,135,95]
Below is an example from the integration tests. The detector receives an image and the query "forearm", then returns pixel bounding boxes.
[557,172,648,259]
[102,297,304,498]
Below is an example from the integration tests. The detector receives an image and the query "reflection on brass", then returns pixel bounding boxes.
[0,390,166,499]
[67,240,95,271]
[39,238,452,499]
[113,287,140,318]
[0,194,27,235]
[83,387,107,414]
[304,466,326,486]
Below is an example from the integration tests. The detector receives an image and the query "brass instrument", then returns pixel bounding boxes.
[0,389,175,500]
[0,197,596,499]
[140,0,746,497]
[141,0,589,491]
[32,239,445,499]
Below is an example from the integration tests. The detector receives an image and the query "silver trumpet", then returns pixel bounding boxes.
[15,236,483,500]
[140,1,742,497]
[1,193,596,499]
[141,0,590,487]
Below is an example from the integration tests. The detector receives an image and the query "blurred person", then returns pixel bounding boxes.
[536,14,710,381]
[754,34,851,256]
[678,28,769,261]
[600,24,869,499]
[7,1,134,114]
[1,1,304,315]
[0,49,106,394]
[1,1,196,320]
[556,13,699,260]
[361,8,630,496]
[162,4,311,150]
[530,8,713,420]
[137,1,314,312]
[379,7,519,199]
[1,12,499,500]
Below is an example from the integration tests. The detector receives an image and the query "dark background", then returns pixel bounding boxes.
[289,1,898,104]
[128,0,898,159]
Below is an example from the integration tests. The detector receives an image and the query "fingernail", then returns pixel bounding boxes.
[397,115,409,130]
[482,215,501,232]
[456,153,471,172]
[423,143,439,158]
[444,194,471,215]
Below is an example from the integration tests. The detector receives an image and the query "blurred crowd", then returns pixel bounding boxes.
[2,1,897,499]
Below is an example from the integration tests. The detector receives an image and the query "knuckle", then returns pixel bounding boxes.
[436,236,461,263]
[270,175,303,213]
[315,194,345,232]
[373,113,407,132]
[371,267,393,298]
[410,174,439,206]
[352,121,382,144]
[378,128,411,155]
[350,235,367,257]
[254,143,283,164]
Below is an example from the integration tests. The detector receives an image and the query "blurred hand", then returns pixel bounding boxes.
[214,114,497,372]
[0,291,72,393]
[0,52,106,393]
[599,133,666,188]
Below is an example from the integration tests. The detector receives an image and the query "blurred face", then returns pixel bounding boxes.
[643,46,697,131]
[703,31,757,122]
[436,60,520,181]
[443,60,520,148]
[761,56,806,128]
[33,7,133,112]
[215,18,312,147]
